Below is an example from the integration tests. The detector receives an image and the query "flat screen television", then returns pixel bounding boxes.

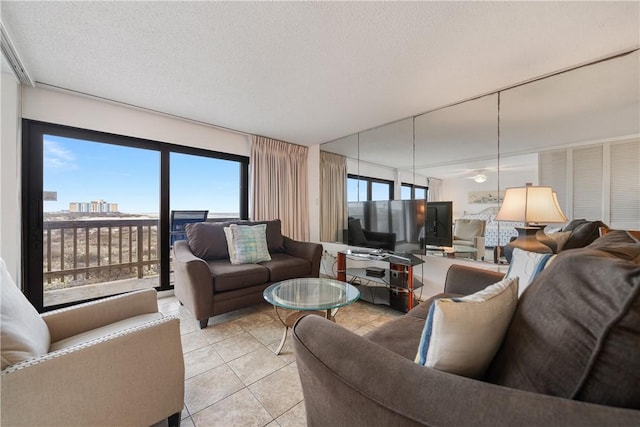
[347,200,426,254]
[423,201,453,247]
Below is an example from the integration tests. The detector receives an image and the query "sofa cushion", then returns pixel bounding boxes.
[485,233,640,409]
[454,219,484,241]
[415,277,518,379]
[208,260,270,292]
[364,311,430,361]
[348,219,368,246]
[259,253,311,282]
[1,258,51,370]
[186,221,232,260]
[505,248,553,296]
[545,230,571,252]
[562,219,607,250]
[186,220,285,261]
[252,219,285,254]
[225,224,271,265]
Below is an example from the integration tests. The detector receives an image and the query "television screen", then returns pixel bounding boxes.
[423,201,453,247]
[347,200,426,254]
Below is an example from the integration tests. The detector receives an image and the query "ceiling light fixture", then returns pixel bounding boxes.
[473,173,488,183]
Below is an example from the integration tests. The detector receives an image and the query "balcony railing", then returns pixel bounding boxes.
[43,218,160,290]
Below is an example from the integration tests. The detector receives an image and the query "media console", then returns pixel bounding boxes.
[336,250,424,312]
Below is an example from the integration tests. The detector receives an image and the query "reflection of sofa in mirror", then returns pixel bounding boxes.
[452,219,486,260]
[347,217,396,251]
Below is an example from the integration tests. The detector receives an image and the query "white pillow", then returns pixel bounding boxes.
[224,224,271,265]
[415,276,518,378]
[1,258,51,370]
[505,248,553,296]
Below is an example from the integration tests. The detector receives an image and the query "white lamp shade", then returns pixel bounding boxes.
[496,186,568,224]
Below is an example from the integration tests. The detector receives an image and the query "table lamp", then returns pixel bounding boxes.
[495,184,568,261]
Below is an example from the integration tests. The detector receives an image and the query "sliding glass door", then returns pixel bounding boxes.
[23,120,248,311]
[41,134,161,307]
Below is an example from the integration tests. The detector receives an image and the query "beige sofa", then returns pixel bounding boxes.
[0,258,184,427]
[173,219,323,328]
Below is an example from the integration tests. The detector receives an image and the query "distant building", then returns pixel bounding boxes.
[69,200,119,213]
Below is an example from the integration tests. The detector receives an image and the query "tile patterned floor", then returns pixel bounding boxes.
[157,296,403,427]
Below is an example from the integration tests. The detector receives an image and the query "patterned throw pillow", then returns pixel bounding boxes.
[415,276,519,379]
[224,224,271,265]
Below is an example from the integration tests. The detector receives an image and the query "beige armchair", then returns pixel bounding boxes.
[453,219,486,260]
[0,259,184,427]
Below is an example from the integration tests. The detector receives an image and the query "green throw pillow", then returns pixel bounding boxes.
[224,224,271,265]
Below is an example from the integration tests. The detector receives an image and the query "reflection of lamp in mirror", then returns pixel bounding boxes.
[495,183,568,261]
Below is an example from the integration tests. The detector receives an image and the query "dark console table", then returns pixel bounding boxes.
[336,251,424,312]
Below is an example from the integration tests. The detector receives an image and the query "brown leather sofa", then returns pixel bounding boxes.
[173,219,322,328]
[293,230,640,426]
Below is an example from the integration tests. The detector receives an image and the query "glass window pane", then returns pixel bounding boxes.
[347,177,368,202]
[170,153,240,220]
[415,187,427,200]
[372,182,390,201]
[43,135,160,307]
[401,185,412,200]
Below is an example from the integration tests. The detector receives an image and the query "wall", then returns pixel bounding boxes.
[0,72,21,281]
[441,154,539,220]
[21,86,251,155]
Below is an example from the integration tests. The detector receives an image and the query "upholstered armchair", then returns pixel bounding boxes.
[0,259,184,427]
[452,219,486,260]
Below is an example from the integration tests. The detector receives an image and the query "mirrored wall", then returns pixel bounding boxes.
[320,49,640,255]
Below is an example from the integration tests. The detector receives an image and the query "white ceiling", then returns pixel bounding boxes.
[1,1,639,146]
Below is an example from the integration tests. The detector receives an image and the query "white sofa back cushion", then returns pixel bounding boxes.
[1,258,51,370]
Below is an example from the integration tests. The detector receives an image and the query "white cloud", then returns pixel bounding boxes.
[44,140,77,170]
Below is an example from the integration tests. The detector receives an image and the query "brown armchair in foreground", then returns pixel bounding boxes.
[1,259,184,427]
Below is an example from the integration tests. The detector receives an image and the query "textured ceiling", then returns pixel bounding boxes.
[2,1,639,146]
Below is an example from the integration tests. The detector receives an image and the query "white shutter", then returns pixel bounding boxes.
[610,140,640,229]
[539,150,568,214]
[573,146,603,220]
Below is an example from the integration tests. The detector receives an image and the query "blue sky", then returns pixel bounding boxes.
[43,135,241,214]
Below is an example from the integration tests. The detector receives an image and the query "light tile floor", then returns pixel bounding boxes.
[157,296,403,427]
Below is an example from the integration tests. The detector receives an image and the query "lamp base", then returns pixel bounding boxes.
[503,226,553,262]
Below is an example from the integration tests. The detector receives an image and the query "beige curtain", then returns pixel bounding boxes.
[428,178,443,201]
[320,151,347,242]
[251,136,309,241]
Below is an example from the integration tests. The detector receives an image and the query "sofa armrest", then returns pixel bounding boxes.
[1,317,184,427]
[42,288,158,342]
[474,236,486,260]
[283,237,323,277]
[443,264,504,295]
[292,316,640,427]
[172,240,214,322]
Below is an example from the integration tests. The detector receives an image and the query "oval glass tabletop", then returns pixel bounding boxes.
[263,278,360,311]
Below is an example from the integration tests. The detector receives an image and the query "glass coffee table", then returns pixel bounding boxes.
[263,278,360,355]
[426,245,478,259]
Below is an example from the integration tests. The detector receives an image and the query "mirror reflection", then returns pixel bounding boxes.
[320,49,639,262]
